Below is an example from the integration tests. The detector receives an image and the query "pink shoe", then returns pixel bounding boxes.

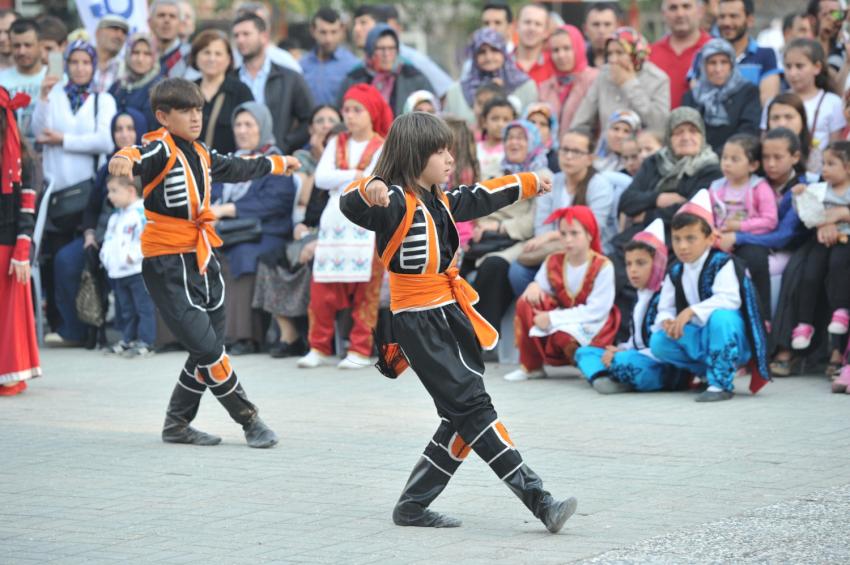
[791,323,814,350]
[832,366,850,393]
[827,309,850,335]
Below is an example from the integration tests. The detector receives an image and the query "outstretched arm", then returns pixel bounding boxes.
[444,172,551,222]
[209,151,300,184]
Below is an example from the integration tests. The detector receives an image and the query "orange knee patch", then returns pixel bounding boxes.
[199,355,233,383]
[495,421,514,447]
[450,434,471,460]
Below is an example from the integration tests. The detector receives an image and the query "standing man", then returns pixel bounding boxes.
[233,13,313,153]
[584,3,622,68]
[649,0,711,108]
[232,2,302,73]
[713,0,779,104]
[149,0,198,79]
[300,7,359,106]
[93,15,129,93]
[0,18,44,144]
[511,3,554,85]
[481,2,514,52]
[178,0,196,42]
[0,9,17,71]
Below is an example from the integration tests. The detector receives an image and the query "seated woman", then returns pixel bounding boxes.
[192,29,253,155]
[506,206,620,381]
[538,24,599,138]
[508,128,615,297]
[338,24,433,117]
[572,27,669,136]
[109,32,162,134]
[463,119,550,336]
[210,102,297,355]
[33,40,116,345]
[443,27,538,126]
[594,110,642,173]
[681,38,761,155]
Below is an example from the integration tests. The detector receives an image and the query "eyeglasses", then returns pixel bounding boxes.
[373,46,397,53]
[559,147,590,156]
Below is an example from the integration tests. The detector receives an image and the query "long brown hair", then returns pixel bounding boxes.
[766,92,811,165]
[443,116,480,187]
[372,112,453,193]
[563,127,596,206]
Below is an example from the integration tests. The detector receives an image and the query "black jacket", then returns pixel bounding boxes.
[618,153,723,225]
[338,63,433,117]
[250,62,314,154]
[681,82,761,155]
[196,75,254,155]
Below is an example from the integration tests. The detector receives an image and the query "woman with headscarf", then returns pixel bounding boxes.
[298,84,391,370]
[33,39,116,346]
[681,38,761,155]
[572,27,670,135]
[0,87,40,395]
[538,24,599,138]
[595,109,642,173]
[523,102,560,172]
[209,102,297,355]
[108,33,162,134]
[402,90,441,114]
[461,120,551,346]
[443,28,538,126]
[338,24,433,117]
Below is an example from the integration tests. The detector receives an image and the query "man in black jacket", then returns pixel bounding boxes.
[233,13,313,153]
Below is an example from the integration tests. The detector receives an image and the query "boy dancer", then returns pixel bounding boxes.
[109,78,298,446]
[649,190,771,402]
[575,219,686,393]
[341,112,577,533]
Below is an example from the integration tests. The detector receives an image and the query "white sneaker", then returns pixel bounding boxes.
[503,368,546,382]
[296,349,335,368]
[337,352,371,370]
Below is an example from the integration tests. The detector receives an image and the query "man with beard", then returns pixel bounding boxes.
[691,0,779,104]
[0,10,17,71]
[0,18,44,144]
[650,0,712,108]
[584,3,622,68]
[300,7,359,106]
[233,13,313,152]
[93,15,129,92]
[511,3,554,85]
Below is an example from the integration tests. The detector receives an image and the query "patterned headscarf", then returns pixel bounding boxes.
[0,87,29,195]
[549,25,589,104]
[544,205,602,253]
[461,28,530,106]
[597,109,642,158]
[64,40,97,114]
[691,38,749,127]
[522,102,560,149]
[632,218,668,292]
[500,119,549,174]
[606,27,650,71]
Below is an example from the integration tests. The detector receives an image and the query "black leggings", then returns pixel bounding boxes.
[797,241,850,325]
[735,244,771,322]
[470,256,514,331]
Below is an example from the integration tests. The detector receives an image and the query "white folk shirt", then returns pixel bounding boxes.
[530,258,615,347]
[619,288,658,359]
[652,248,741,332]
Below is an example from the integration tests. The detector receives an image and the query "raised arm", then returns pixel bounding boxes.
[209,150,298,184]
[444,172,548,222]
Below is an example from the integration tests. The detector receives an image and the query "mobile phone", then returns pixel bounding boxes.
[47,50,63,78]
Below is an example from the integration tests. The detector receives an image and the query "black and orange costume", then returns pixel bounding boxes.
[340,172,578,531]
[114,128,292,447]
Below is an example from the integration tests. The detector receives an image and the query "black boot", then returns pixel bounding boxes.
[503,464,577,533]
[214,382,278,448]
[161,379,221,446]
[393,457,462,528]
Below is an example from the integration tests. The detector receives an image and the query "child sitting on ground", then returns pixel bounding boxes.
[100,175,155,357]
[649,190,771,402]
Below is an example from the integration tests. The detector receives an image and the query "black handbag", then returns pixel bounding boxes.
[47,94,100,232]
[217,217,263,247]
[464,231,519,261]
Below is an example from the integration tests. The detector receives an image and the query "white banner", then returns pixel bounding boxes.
[75,0,150,40]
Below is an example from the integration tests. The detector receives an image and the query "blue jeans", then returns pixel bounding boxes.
[508,261,537,297]
[649,309,751,392]
[53,237,88,341]
[112,274,156,345]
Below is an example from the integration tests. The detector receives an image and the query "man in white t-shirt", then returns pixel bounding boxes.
[0,18,45,144]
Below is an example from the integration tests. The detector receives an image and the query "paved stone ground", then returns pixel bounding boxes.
[2,348,849,564]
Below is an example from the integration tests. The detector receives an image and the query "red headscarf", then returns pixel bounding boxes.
[549,25,589,104]
[0,88,30,195]
[544,205,602,254]
[343,84,394,138]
